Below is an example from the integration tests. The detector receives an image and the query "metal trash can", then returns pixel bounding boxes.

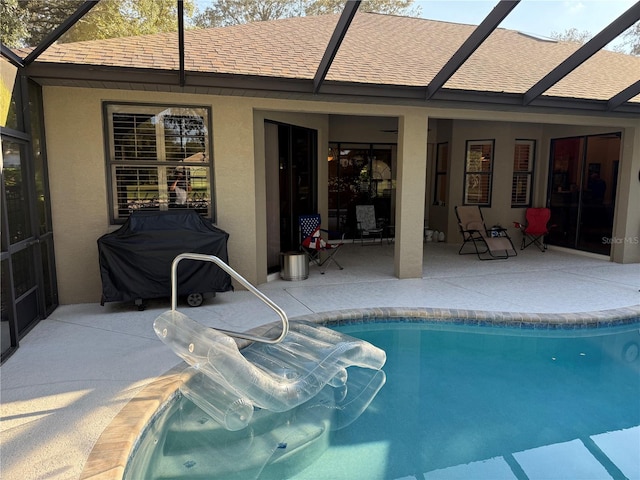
[280,251,309,281]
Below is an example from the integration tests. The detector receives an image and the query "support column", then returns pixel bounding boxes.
[394,111,429,278]
[611,123,640,263]
[213,100,259,284]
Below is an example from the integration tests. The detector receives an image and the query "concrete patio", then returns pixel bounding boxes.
[1,241,638,480]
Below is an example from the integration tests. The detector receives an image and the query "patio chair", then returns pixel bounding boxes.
[455,206,517,260]
[513,207,555,252]
[355,205,384,245]
[299,214,345,273]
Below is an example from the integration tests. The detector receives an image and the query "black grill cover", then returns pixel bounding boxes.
[98,210,232,304]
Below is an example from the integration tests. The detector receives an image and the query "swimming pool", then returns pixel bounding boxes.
[123,312,640,480]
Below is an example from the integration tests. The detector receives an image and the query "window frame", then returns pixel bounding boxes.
[103,102,215,224]
[463,139,494,206]
[511,139,536,207]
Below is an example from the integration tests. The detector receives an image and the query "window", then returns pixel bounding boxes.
[511,139,536,207]
[433,142,448,206]
[104,104,213,222]
[328,142,395,236]
[463,139,494,206]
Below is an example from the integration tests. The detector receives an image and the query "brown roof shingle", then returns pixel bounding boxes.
[20,11,640,102]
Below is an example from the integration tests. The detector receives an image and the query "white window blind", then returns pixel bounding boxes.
[511,140,535,207]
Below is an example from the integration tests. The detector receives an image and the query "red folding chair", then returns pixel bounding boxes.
[513,208,554,252]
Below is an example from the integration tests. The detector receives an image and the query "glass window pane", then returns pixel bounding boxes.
[464,140,493,206]
[2,141,33,243]
[435,175,447,205]
[512,174,531,205]
[328,144,340,209]
[514,145,530,171]
[12,247,37,299]
[370,148,393,199]
[163,115,207,162]
[514,140,535,172]
[185,166,211,214]
[511,140,535,207]
[327,143,397,237]
[114,165,162,217]
[338,147,368,202]
[466,143,492,172]
[436,143,448,172]
[20,1,85,47]
[1,259,14,356]
[434,142,449,205]
[40,239,57,311]
[1,58,21,130]
[106,104,213,222]
[28,80,51,234]
[59,1,179,44]
[466,173,491,204]
[113,113,157,161]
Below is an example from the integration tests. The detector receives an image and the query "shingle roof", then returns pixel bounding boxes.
[19,11,640,103]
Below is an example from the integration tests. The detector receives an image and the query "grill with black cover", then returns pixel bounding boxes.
[98,210,232,308]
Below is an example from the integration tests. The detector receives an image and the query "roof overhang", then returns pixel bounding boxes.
[4,0,640,116]
[22,61,640,118]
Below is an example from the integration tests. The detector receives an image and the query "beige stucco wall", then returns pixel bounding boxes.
[445,120,546,243]
[328,115,399,144]
[613,125,640,263]
[41,85,640,304]
[42,88,275,304]
[43,87,109,304]
[42,86,431,303]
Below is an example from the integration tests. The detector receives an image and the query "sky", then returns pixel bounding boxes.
[411,0,638,49]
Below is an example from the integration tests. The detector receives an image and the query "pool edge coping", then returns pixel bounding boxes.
[79,305,640,479]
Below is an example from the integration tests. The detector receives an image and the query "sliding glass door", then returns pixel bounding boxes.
[547,133,620,255]
[264,121,317,273]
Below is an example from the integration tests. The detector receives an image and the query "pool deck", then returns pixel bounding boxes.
[1,242,639,480]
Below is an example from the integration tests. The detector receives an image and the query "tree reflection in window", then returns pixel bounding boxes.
[105,104,213,222]
[463,139,494,206]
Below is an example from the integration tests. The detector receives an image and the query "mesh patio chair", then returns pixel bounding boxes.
[513,207,555,252]
[299,214,345,274]
[355,205,384,245]
[455,206,517,260]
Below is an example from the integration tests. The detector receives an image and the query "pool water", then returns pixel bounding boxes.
[126,321,640,480]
